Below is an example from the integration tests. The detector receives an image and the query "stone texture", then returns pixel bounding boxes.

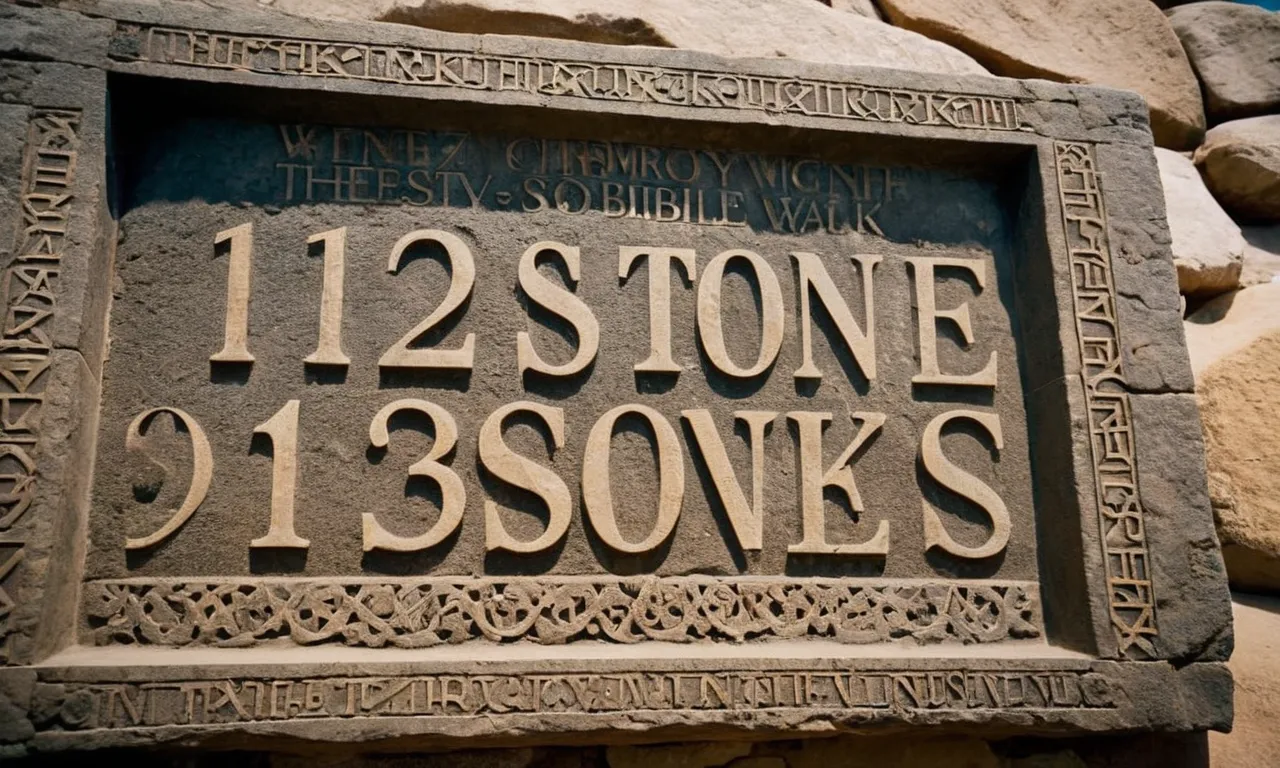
[1188,285,1280,591]
[1209,595,1280,768]
[1195,116,1280,222]
[606,743,752,768]
[1242,225,1280,287]
[259,0,987,75]
[1185,283,1280,377]
[824,0,884,19]
[1167,1,1280,123]
[1154,148,1244,298]
[762,736,999,768]
[876,0,1205,149]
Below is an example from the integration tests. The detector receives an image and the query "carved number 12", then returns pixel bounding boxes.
[211,223,476,371]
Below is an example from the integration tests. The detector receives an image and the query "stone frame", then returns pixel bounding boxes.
[0,0,1231,753]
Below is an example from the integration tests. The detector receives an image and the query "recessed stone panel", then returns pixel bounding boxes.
[0,1,1232,754]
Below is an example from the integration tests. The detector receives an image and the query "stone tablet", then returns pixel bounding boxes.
[0,2,1232,754]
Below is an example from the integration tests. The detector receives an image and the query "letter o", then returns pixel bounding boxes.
[582,404,685,554]
[697,249,785,378]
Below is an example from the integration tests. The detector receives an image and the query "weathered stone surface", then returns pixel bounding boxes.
[258,0,988,75]
[1154,148,1244,298]
[876,0,1205,149]
[1209,595,1280,768]
[1242,225,1280,287]
[1195,116,1280,222]
[824,0,884,19]
[1188,285,1280,591]
[1166,1,1280,123]
[0,0,1238,758]
[761,736,999,768]
[608,743,751,768]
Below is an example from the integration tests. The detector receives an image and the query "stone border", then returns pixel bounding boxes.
[1054,142,1158,659]
[0,109,81,664]
[84,578,1042,648]
[109,25,1027,133]
[35,666,1116,732]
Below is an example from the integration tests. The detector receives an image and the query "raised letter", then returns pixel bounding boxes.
[697,250,784,378]
[124,407,213,550]
[304,227,351,366]
[211,222,255,363]
[906,256,998,387]
[252,400,309,549]
[791,252,880,382]
[919,409,1009,560]
[583,404,684,554]
[681,409,776,551]
[517,241,600,377]
[787,411,889,555]
[380,229,476,370]
[480,401,571,553]
[618,246,697,374]
[364,399,465,552]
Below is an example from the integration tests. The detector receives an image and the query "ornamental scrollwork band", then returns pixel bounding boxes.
[1054,141,1158,659]
[85,578,1042,648]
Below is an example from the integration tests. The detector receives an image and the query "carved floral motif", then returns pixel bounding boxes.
[86,578,1042,648]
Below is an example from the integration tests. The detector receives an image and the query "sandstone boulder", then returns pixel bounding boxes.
[1167,2,1280,123]
[263,0,987,75]
[1195,116,1280,222]
[1209,595,1280,768]
[1243,225,1280,287]
[1187,284,1280,592]
[824,0,884,19]
[876,0,1205,149]
[1155,148,1243,298]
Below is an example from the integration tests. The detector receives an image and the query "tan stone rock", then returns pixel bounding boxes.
[1209,595,1280,768]
[1155,148,1243,298]
[876,0,1205,149]
[607,742,752,768]
[1188,285,1280,591]
[1167,2,1280,123]
[1185,283,1280,382]
[1242,225,1280,288]
[262,0,987,76]
[824,0,884,19]
[1195,116,1280,222]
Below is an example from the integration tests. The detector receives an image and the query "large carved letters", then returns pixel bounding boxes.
[124,408,213,551]
[380,229,477,371]
[251,400,309,549]
[696,250,784,379]
[905,256,998,388]
[582,404,684,554]
[791,252,880,383]
[210,222,255,364]
[618,246,696,374]
[516,241,600,378]
[681,409,777,551]
[364,399,465,552]
[479,401,571,554]
[787,411,889,556]
[919,410,1010,561]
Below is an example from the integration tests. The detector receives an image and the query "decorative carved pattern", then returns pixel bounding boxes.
[86,578,1041,648]
[0,110,80,664]
[1054,141,1157,658]
[39,666,1116,731]
[112,26,1025,132]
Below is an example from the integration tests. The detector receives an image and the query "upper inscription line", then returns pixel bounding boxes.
[111,25,1028,133]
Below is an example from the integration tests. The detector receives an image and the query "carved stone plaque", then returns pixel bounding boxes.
[0,2,1233,755]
